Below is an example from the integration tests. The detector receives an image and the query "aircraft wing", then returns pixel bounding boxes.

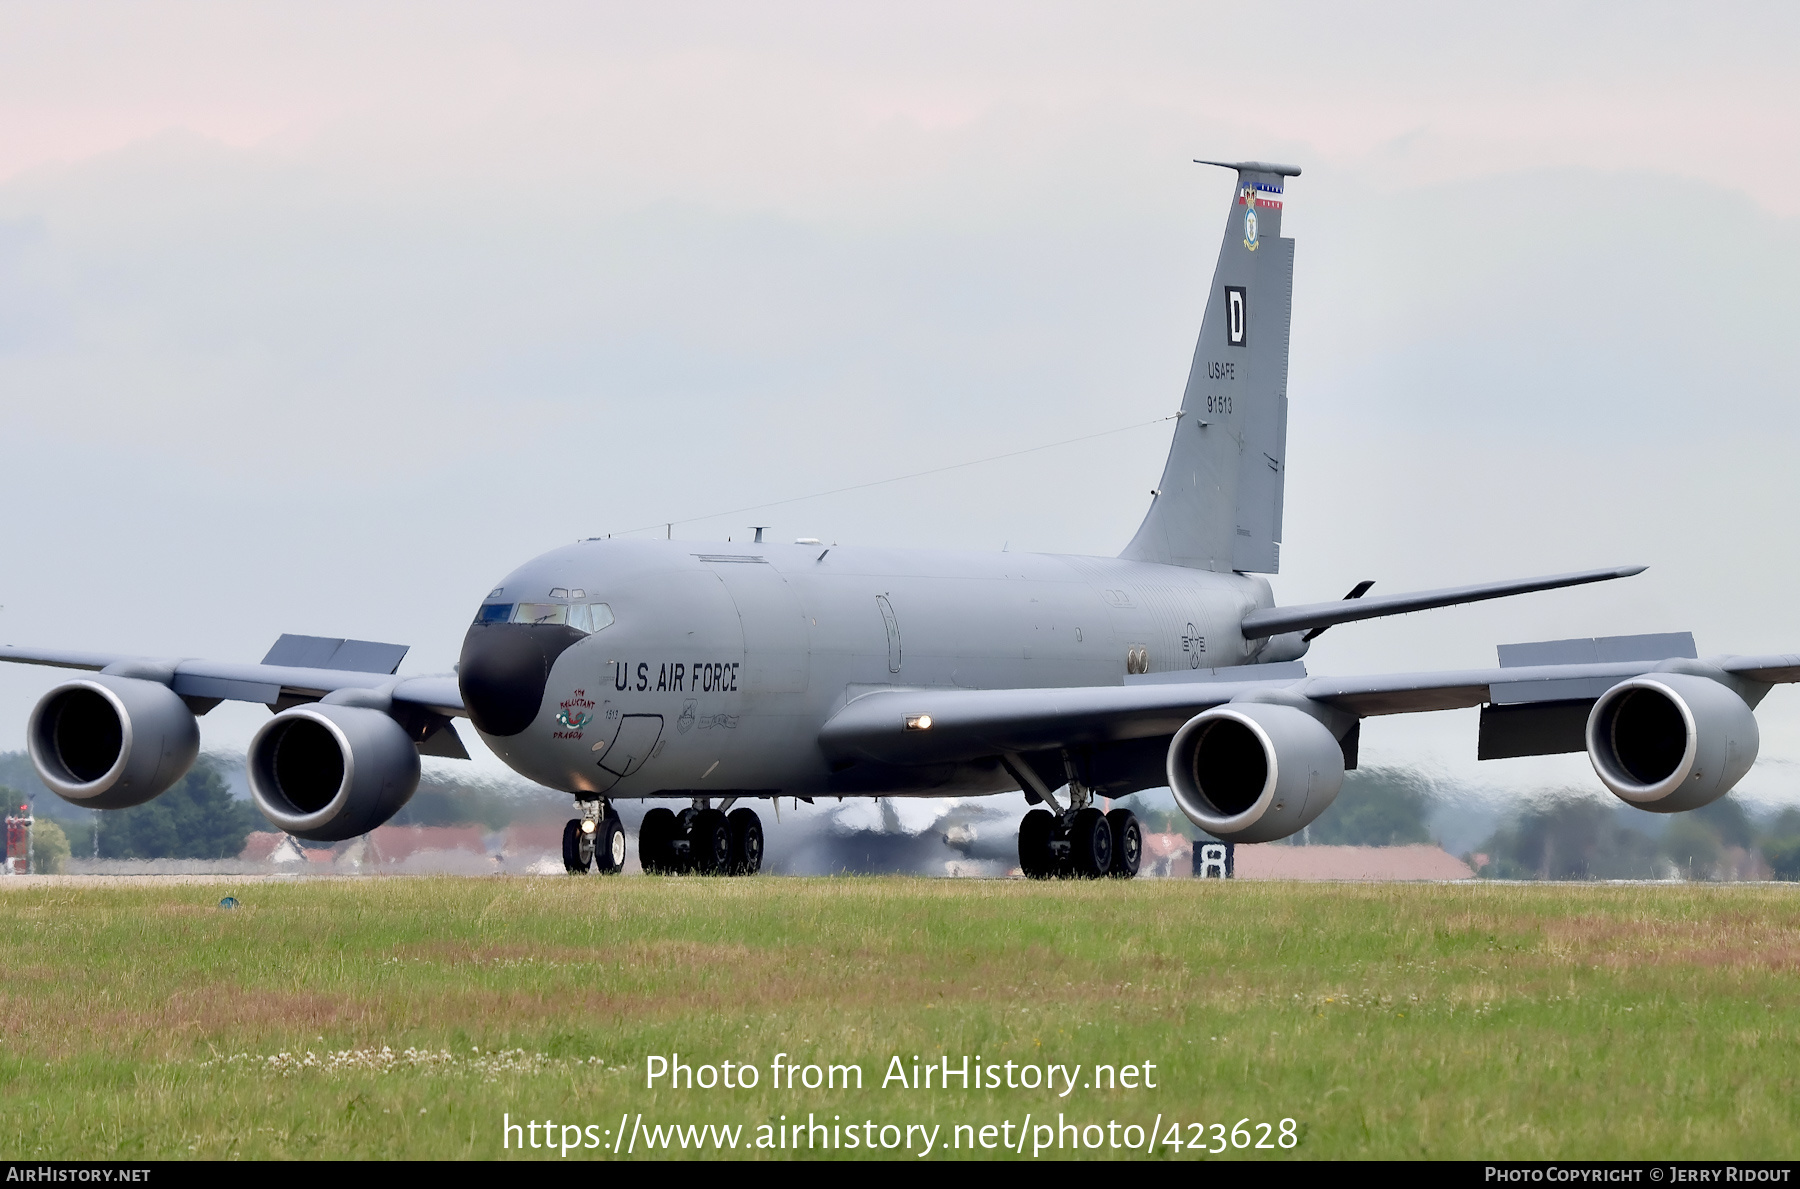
[0,644,466,718]
[818,652,1792,767]
[821,676,1283,764]
[1721,654,1800,684]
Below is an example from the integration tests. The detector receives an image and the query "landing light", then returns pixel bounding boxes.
[581,819,597,834]
[904,714,933,731]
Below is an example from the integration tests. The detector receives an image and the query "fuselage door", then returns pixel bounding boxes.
[710,559,810,693]
[877,594,902,674]
[598,713,664,779]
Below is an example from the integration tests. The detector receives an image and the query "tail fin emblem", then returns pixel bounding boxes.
[1241,186,1260,250]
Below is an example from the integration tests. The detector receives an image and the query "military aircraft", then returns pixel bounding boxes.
[7,160,1796,880]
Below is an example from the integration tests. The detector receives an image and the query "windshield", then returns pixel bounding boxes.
[473,601,614,634]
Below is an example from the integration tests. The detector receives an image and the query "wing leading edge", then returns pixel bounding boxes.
[819,650,1796,768]
[0,644,465,719]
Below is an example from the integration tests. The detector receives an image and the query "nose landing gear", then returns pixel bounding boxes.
[564,798,626,874]
[638,798,764,876]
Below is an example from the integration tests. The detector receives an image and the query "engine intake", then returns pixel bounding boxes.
[248,704,421,841]
[27,675,199,809]
[1167,702,1345,843]
[1587,673,1757,812]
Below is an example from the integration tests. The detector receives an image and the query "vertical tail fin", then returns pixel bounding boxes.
[1121,160,1299,572]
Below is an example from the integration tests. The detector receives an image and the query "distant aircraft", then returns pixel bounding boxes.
[7,160,1794,880]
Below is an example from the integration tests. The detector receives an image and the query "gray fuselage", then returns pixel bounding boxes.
[466,538,1273,799]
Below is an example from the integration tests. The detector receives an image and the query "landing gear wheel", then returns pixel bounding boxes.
[1069,807,1112,879]
[1018,809,1056,879]
[639,807,678,874]
[688,808,731,874]
[562,818,591,874]
[727,808,764,875]
[1106,808,1142,879]
[592,809,626,875]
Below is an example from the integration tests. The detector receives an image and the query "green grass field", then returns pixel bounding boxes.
[2,875,1798,1160]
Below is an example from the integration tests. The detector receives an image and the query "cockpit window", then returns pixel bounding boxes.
[511,602,567,626]
[567,603,614,633]
[472,601,614,634]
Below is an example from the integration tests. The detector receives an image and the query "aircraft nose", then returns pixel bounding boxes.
[458,622,586,737]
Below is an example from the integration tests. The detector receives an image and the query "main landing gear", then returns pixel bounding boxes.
[638,798,764,876]
[1017,779,1142,880]
[564,798,627,875]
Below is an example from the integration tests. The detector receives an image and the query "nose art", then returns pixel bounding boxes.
[458,623,586,737]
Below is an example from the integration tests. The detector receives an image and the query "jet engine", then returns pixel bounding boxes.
[1586,672,1758,813]
[1166,702,1345,843]
[27,675,201,809]
[248,704,421,841]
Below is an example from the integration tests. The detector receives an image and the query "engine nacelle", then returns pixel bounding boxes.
[27,675,200,809]
[248,704,421,841]
[1586,672,1758,813]
[1166,702,1346,843]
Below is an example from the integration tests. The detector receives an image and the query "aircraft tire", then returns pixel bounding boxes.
[639,807,678,874]
[727,808,764,875]
[593,809,626,875]
[1070,807,1112,879]
[1106,808,1142,879]
[1018,809,1055,879]
[689,808,731,875]
[562,819,590,874]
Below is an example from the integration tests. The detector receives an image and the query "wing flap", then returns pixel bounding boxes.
[261,634,409,674]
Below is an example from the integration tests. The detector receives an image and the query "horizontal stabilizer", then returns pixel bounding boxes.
[261,634,409,675]
[1194,159,1303,177]
[1240,565,1646,640]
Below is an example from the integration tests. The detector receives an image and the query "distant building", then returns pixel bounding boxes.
[1140,833,1193,878]
[1224,844,1473,881]
[240,825,497,873]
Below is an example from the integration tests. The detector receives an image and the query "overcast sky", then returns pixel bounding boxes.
[2,2,1797,803]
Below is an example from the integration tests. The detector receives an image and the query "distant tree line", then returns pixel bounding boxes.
[5,743,1800,878]
[1171,761,1800,881]
[1474,796,1800,881]
[89,758,260,860]
[1298,767,1434,847]
[0,750,568,861]
[1176,767,1436,848]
